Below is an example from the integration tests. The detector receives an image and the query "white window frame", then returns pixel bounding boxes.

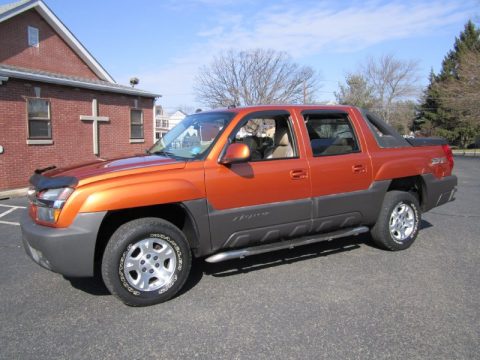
[27,97,51,140]
[130,109,144,140]
[28,26,39,47]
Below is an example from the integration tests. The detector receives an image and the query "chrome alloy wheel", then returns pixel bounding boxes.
[123,238,177,292]
[389,202,415,242]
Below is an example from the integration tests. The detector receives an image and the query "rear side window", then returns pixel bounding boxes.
[303,113,359,156]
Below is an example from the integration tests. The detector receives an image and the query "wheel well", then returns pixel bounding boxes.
[387,176,424,206]
[94,203,198,275]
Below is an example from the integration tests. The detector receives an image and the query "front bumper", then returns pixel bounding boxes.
[21,211,106,277]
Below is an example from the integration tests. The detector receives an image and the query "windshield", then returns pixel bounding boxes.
[148,111,235,160]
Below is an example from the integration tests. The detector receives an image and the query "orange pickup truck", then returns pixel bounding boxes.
[21,105,457,306]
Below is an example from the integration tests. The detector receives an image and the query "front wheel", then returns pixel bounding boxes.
[101,218,191,306]
[371,191,421,251]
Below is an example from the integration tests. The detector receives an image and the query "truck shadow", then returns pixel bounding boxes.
[66,275,110,296]
[66,219,433,298]
[201,233,367,278]
[180,218,433,295]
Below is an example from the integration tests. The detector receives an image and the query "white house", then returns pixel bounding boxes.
[154,106,187,140]
[169,110,187,129]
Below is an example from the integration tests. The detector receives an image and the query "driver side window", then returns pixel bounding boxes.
[232,114,297,161]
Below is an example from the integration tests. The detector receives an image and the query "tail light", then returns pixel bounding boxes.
[442,144,454,169]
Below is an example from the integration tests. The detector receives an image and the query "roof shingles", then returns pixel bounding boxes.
[0,0,32,15]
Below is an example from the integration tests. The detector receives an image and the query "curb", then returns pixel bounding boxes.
[452,150,479,156]
[0,187,28,200]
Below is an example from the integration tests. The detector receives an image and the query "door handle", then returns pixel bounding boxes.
[290,169,308,180]
[352,164,366,174]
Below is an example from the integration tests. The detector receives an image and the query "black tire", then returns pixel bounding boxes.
[371,191,421,251]
[101,217,191,306]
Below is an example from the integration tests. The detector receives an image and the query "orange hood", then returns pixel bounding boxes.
[45,155,186,182]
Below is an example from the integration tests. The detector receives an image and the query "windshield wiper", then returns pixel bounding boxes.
[151,150,187,160]
[152,150,173,157]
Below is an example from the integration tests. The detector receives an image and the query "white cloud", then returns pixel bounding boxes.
[203,1,473,55]
[129,0,474,109]
[197,26,224,37]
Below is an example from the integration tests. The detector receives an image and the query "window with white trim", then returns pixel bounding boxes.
[27,98,51,139]
[28,26,39,47]
[130,109,144,139]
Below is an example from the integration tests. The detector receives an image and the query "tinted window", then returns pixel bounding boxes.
[303,114,359,156]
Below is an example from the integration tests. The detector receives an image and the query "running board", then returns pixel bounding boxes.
[205,226,369,263]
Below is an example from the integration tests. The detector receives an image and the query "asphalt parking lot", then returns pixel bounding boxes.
[0,156,478,360]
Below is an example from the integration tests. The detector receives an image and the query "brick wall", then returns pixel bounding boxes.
[0,78,155,190]
[0,9,99,80]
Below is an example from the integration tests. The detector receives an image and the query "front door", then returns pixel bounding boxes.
[204,110,311,252]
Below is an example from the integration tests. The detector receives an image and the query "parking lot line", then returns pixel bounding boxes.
[0,207,18,218]
[0,220,20,226]
[0,204,27,209]
[0,205,25,226]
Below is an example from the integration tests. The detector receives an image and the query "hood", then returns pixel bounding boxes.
[45,154,186,182]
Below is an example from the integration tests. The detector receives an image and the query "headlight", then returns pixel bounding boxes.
[30,187,74,224]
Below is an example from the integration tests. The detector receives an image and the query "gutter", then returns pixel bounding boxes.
[0,69,160,98]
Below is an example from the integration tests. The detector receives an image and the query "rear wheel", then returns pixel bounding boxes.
[371,191,421,251]
[101,217,191,306]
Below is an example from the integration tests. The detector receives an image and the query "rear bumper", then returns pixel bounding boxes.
[21,211,106,277]
[421,174,457,212]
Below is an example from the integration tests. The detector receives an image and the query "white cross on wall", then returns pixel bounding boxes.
[80,98,109,155]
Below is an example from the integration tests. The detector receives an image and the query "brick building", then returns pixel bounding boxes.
[0,0,160,191]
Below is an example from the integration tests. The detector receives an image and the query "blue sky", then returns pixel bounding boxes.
[2,0,478,111]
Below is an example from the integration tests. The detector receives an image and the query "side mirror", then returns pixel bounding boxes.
[220,143,250,165]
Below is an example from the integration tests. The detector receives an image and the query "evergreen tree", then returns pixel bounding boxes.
[438,21,480,80]
[416,21,480,145]
[414,70,437,134]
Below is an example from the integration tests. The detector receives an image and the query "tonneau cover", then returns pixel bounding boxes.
[406,137,448,147]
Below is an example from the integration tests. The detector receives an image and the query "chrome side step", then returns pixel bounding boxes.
[205,226,369,263]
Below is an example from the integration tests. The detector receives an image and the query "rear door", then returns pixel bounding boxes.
[204,110,311,252]
[297,109,379,232]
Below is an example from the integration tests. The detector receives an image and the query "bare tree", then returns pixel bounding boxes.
[194,49,318,108]
[362,54,420,123]
[389,101,416,135]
